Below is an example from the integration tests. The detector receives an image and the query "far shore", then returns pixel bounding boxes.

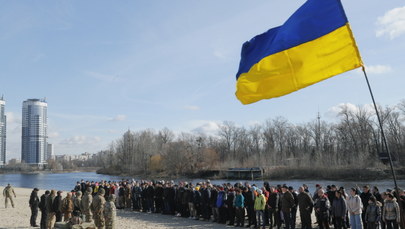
[97,166,405,181]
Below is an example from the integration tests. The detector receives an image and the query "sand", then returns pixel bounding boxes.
[0,186,310,229]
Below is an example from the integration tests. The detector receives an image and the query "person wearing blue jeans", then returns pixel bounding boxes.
[347,188,364,229]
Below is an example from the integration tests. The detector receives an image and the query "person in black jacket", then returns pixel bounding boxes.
[244,185,256,227]
[29,188,40,227]
[268,186,281,229]
[361,186,372,229]
[39,190,50,229]
[53,191,63,222]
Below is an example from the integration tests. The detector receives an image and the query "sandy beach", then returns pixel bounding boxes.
[0,186,310,229]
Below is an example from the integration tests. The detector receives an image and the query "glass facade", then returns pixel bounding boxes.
[21,99,48,165]
[0,99,5,166]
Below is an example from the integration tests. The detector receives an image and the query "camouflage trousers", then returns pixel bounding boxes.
[83,210,93,222]
[94,212,105,229]
[63,212,72,222]
[47,212,56,229]
[4,196,14,208]
[105,216,115,229]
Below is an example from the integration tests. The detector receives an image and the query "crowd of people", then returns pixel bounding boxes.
[28,184,116,229]
[23,179,405,229]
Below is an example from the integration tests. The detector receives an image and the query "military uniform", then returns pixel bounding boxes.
[3,184,16,208]
[81,187,93,222]
[92,188,106,229]
[104,195,116,229]
[61,193,74,221]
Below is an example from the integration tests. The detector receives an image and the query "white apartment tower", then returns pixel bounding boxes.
[0,96,6,166]
[21,99,48,165]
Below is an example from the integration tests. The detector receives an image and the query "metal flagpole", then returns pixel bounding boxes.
[361,66,399,192]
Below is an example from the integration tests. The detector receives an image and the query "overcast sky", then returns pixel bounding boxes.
[1,0,405,159]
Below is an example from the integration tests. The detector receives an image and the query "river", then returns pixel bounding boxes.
[0,172,404,193]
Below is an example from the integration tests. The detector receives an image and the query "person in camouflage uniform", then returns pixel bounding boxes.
[81,187,93,223]
[73,191,82,216]
[92,188,106,229]
[61,192,74,221]
[3,184,16,208]
[125,184,132,209]
[104,194,116,229]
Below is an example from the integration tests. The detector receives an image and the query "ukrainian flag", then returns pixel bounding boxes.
[235,0,363,105]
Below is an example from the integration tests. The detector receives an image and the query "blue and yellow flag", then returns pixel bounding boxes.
[235,0,363,105]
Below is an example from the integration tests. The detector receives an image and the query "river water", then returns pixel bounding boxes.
[0,172,404,193]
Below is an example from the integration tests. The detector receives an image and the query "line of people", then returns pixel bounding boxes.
[29,186,116,229]
[71,180,405,229]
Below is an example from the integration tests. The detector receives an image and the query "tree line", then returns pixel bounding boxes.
[92,101,405,176]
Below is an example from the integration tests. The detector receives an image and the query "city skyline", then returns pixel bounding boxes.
[2,0,405,160]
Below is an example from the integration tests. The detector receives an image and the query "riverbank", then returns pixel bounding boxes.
[97,166,405,181]
[0,167,100,175]
[0,186,285,229]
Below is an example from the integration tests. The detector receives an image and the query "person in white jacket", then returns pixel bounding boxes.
[347,188,363,229]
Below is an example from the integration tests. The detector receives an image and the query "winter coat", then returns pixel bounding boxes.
[53,195,63,213]
[254,194,266,211]
[268,192,279,210]
[29,191,40,209]
[332,197,347,218]
[383,199,400,222]
[45,194,56,213]
[216,191,226,208]
[281,191,295,213]
[39,194,49,212]
[347,195,363,215]
[234,193,245,208]
[315,195,331,220]
[360,191,372,211]
[365,202,381,223]
[61,196,74,213]
[297,191,313,212]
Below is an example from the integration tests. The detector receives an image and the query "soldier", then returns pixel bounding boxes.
[73,191,82,216]
[104,194,117,229]
[39,190,50,229]
[92,188,106,229]
[81,187,93,222]
[46,190,56,229]
[61,192,74,221]
[53,191,63,222]
[29,188,40,227]
[3,183,16,208]
[125,184,132,209]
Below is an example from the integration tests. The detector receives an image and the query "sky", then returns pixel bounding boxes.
[1,0,405,159]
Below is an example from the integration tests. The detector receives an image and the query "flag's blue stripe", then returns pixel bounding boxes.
[236,0,348,79]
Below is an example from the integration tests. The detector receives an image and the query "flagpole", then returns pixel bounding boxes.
[361,66,399,192]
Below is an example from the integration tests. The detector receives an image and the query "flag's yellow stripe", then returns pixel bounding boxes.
[236,23,363,105]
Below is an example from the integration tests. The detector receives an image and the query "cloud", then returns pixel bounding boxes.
[326,103,375,118]
[190,120,220,135]
[48,131,60,138]
[60,136,101,146]
[376,6,405,39]
[5,112,21,125]
[184,105,200,111]
[110,114,126,121]
[365,65,392,74]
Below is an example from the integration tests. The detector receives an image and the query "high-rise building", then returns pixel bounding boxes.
[47,143,54,160]
[21,99,48,165]
[0,96,6,166]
